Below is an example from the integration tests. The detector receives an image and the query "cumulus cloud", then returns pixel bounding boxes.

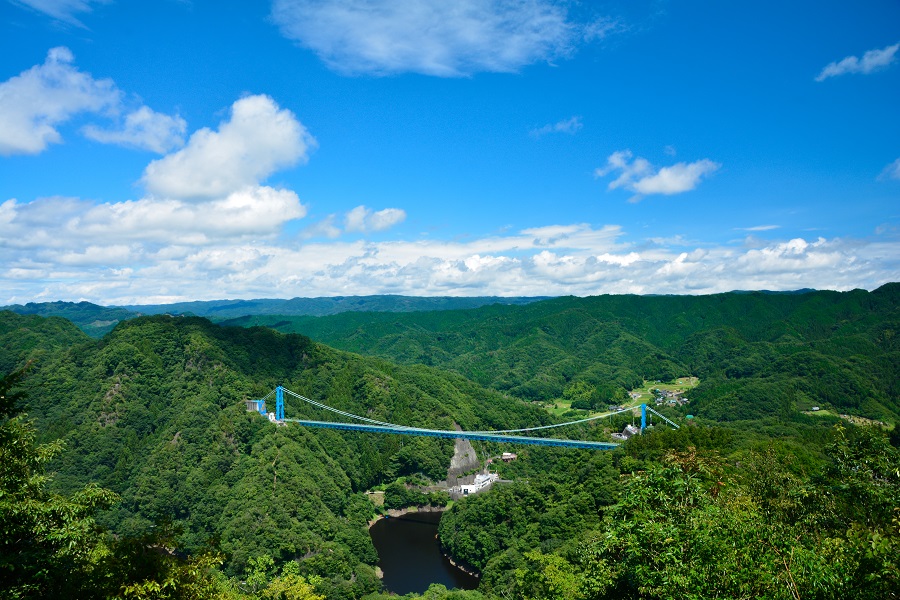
[82,106,187,153]
[270,0,612,76]
[0,47,184,156]
[815,42,899,82]
[5,202,897,305]
[1,187,306,250]
[301,205,406,239]
[878,158,900,181]
[0,92,324,303]
[301,215,342,240]
[7,217,900,303]
[595,150,720,201]
[530,116,583,137]
[142,95,315,200]
[0,47,118,155]
[10,0,109,27]
[345,205,406,233]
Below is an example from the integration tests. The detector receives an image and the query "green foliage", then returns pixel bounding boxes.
[363,583,486,599]
[0,313,551,598]
[382,482,449,510]
[0,367,117,598]
[439,450,619,578]
[520,434,897,600]
[1,302,140,338]
[3,285,899,600]
[227,287,899,426]
[0,367,240,600]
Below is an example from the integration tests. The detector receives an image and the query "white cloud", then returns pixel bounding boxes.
[302,205,407,239]
[6,201,897,305]
[0,47,185,156]
[878,158,900,181]
[0,47,118,155]
[301,215,342,240]
[530,116,582,137]
[0,92,324,304]
[344,205,406,233]
[630,160,720,196]
[270,0,610,77]
[737,225,780,232]
[815,42,899,82]
[0,188,306,251]
[595,149,720,201]
[82,106,187,154]
[10,0,109,27]
[142,95,315,200]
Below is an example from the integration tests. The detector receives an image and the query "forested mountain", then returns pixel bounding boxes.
[222,285,900,422]
[0,301,141,337]
[1,296,547,338]
[2,286,898,600]
[0,311,548,598]
[123,296,547,319]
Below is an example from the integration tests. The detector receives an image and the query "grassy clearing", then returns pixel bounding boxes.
[803,409,890,428]
[541,377,699,419]
[627,377,699,403]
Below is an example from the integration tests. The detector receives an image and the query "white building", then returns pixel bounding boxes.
[459,473,499,496]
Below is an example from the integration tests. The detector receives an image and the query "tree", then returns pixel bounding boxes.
[0,366,119,598]
[0,367,235,600]
[261,561,323,600]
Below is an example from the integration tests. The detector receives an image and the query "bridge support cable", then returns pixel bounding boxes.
[645,406,680,429]
[282,418,620,450]
[467,405,638,435]
[249,388,276,415]
[280,387,412,429]
[249,387,679,450]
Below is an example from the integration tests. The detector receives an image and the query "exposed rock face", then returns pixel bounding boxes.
[446,427,480,487]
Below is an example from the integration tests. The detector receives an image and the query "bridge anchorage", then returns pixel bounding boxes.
[246,386,679,451]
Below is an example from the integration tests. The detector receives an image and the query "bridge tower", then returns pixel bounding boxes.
[640,403,647,432]
[276,386,285,422]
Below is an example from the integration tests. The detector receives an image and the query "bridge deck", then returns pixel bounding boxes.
[283,418,619,450]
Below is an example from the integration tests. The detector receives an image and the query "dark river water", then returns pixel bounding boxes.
[369,511,480,595]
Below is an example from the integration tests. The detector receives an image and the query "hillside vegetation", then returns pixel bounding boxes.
[0,312,548,598]
[1,286,898,600]
[223,285,900,423]
[1,296,547,338]
[123,295,547,319]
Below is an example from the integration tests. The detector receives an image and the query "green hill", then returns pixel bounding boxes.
[0,311,549,596]
[2,288,898,599]
[0,300,141,338]
[221,285,900,423]
[123,295,548,319]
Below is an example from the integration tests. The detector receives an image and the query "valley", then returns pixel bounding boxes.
[1,286,898,599]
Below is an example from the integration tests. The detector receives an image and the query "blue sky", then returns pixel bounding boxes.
[1,0,898,304]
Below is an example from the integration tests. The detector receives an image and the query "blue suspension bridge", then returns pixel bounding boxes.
[246,386,679,451]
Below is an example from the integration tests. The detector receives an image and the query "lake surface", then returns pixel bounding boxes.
[369,511,480,595]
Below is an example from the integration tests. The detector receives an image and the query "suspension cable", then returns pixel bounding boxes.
[281,388,412,429]
[277,387,647,435]
[467,405,638,434]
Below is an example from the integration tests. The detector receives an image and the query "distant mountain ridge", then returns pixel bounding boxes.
[218,284,900,422]
[0,301,141,337]
[122,295,550,318]
[1,295,549,337]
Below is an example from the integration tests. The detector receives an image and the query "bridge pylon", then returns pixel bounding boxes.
[276,386,285,422]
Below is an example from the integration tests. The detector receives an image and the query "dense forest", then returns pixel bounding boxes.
[223,285,900,422]
[1,286,898,599]
[0,295,546,338]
